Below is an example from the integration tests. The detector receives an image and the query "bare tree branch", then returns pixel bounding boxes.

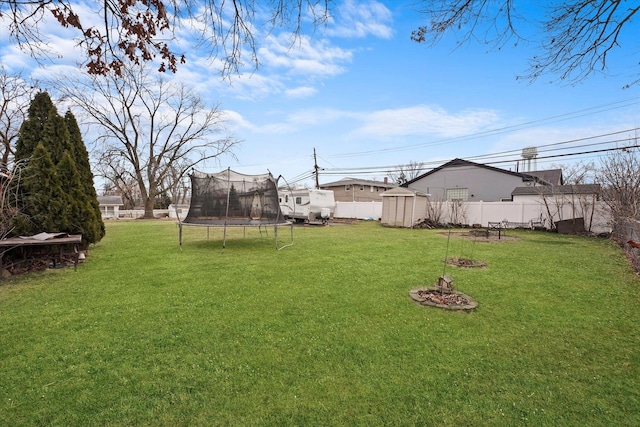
[412,0,640,86]
[0,0,332,76]
[387,160,427,185]
[597,139,640,220]
[55,63,239,217]
[0,67,37,166]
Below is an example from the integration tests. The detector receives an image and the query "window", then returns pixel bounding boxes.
[359,185,364,191]
[445,188,469,201]
[345,185,351,191]
[295,197,302,205]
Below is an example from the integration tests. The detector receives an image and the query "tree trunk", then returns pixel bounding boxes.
[143,197,155,219]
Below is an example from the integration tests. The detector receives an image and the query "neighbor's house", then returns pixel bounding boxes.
[97,196,123,219]
[403,158,560,202]
[320,177,398,202]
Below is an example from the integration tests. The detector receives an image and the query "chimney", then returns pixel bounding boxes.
[384,177,388,184]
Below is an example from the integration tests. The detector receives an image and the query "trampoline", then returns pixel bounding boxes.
[177,168,293,249]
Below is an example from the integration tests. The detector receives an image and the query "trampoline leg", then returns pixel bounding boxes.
[223,224,227,249]
[179,223,183,249]
[275,223,294,250]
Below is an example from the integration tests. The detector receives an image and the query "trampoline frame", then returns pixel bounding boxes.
[177,168,294,250]
[177,220,293,250]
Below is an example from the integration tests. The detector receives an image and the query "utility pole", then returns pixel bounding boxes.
[313,147,320,189]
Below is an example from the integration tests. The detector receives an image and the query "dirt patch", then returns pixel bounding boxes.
[446,257,487,268]
[439,230,519,242]
[409,287,477,311]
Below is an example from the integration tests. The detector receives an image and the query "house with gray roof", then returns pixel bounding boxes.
[512,184,601,199]
[403,158,559,202]
[320,177,397,202]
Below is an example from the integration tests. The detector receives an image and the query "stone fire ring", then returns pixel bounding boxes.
[409,287,477,311]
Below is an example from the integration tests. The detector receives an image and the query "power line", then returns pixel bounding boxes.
[317,142,639,177]
[321,97,640,159]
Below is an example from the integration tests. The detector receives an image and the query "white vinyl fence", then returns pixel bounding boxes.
[111,198,613,234]
[334,201,382,220]
[334,199,612,234]
[459,200,611,234]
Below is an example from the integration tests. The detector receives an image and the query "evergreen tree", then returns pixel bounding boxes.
[15,92,56,162]
[64,110,105,242]
[42,113,72,165]
[57,151,102,244]
[12,94,105,243]
[12,143,69,234]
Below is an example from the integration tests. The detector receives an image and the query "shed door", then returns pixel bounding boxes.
[394,197,406,227]
[402,196,414,227]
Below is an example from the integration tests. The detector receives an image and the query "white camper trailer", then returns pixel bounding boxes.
[279,189,336,224]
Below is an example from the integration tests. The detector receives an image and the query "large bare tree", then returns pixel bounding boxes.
[57,64,238,218]
[597,144,640,221]
[1,0,331,76]
[550,160,596,185]
[387,160,426,185]
[411,1,640,86]
[0,67,36,167]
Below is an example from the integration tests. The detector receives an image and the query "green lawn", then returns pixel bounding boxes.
[1,220,639,426]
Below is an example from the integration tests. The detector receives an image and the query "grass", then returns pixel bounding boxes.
[1,220,639,426]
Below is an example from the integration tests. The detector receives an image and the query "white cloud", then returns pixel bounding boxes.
[326,0,393,39]
[227,72,286,100]
[352,105,502,139]
[258,34,352,77]
[285,86,317,98]
[222,108,298,134]
[284,108,352,126]
[0,44,38,72]
[219,109,255,132]
[227,104,504,143]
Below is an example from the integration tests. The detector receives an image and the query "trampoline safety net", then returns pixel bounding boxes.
[179,168,293,249]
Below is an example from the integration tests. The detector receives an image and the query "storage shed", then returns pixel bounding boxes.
[381,188,429,228]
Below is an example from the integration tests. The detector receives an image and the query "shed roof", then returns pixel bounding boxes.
[97,196,124,206]
[511,184,601,196]
[381,187,429,197]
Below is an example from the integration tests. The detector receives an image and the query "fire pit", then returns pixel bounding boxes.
[409,275,477,310]
[446,257,487,268]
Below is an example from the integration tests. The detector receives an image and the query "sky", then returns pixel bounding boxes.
[2,0,640,189]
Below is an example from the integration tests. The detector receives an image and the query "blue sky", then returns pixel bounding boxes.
[2,0,640,188]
